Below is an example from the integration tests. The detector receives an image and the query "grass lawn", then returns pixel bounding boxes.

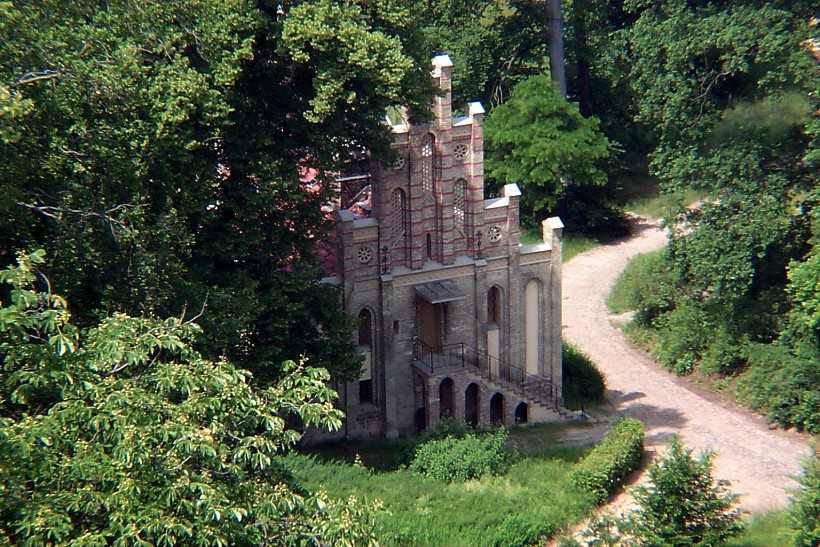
[283,424,597,546]
[520,229,600,263]
[728,511,792,547]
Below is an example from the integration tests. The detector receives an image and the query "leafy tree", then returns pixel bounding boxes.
[581,437,742,546]
[790,447,820,547]
[485,74,611,223]
[628,437,742,545]
[0,0,435,381]
[0,250,378,545]
[420,0,546,108]
[613,0,818,413]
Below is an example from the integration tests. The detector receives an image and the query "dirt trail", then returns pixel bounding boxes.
[561,218,810,513]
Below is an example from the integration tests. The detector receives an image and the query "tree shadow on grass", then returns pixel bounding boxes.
[296,437,415,472]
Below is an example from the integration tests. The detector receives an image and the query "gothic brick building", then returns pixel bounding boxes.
[308,55,565,441]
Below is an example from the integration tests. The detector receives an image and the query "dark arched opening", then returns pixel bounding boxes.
[487,285,501,324]
[490,393,505,426]
[465,383,479,427]
[514,402,528,424]
[357,309,374,403]
[439,378,454,419]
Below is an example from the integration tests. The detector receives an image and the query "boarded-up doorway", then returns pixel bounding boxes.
[418,299,441,350]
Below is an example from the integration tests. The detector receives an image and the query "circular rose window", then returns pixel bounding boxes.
[453,143,469,162]
[487,225,503,243]
[357,247,373,264]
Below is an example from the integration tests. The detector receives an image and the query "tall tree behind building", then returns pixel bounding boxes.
[0,0,435,381]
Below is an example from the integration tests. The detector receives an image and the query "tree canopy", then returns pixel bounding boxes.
[0,250,379,545]
[0,0,435,382]
[485,74,610,224]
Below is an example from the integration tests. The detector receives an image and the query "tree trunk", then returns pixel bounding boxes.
[546,0,567,98]
[573,0,592,116]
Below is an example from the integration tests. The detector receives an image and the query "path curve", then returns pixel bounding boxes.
[561,218,810,513]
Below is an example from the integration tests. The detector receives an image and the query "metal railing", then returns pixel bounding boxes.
[412,338,556,408]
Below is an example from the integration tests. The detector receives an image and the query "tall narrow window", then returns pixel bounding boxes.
[390,188,407,240]
[358,309,374,403]
[426,233,433,260]
[453,178,466,234]
[421,133,435,193]
[487,286,501,324]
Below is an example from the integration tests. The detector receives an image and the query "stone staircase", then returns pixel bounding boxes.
[413,339,577,423]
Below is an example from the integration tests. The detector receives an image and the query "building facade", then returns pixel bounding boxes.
[309,55,565,441]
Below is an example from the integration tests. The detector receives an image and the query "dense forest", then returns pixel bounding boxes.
[0,0,817,544]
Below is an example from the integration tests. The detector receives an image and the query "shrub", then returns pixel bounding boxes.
[607,249,678,322]
[700,325,746,375]
[408,428,508,482]
[737,343,820,433]
[491,514,554,547]
[569,418,645,503]
[562,342,606,409]
[580,437,742,546]
[628,437,742,545]
[654,299,712,374]
[790,448,819,547]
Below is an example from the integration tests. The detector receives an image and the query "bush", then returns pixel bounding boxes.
[628,437,742,545]
[790,448,819,547]
[737,343,820,433]
[654,299,712,374]
[562,342,606,409]
[491,514,554,547]
[580,437,742,546]
[700,325,746,376]
[408,428,508,482]
[569,418,645,503]
[607,249,678,322]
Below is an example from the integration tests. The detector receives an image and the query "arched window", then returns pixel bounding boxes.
[390,188,407,238]
[421,133,435,193]
[487,286,501,324]
[453,178,466,233]
[358,309,374,403]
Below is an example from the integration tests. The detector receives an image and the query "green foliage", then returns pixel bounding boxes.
[607,249,679,323]
[408,428,509,482]
[736,343,820,433]
[286,426,595,546]
[627,437,742,545]
[491,513,553,547]
[485,74,611,220]
[699,325,746,376]
[581,437,742,546]
[653,300,712,375]
[790,448,820,547]
[569,418,645,504]
[0,0,436,380]
[0,251,378,545]
[726,511,790,547]
[562,342,606,409]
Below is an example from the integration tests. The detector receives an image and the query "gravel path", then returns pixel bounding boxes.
[561,218,811,513]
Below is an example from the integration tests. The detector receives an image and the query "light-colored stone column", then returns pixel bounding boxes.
[543,216,564,406]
